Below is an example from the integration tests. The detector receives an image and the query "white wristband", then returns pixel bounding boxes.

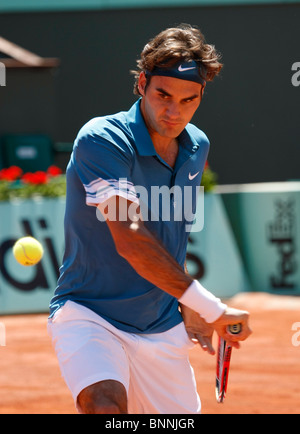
[179,280,227,323]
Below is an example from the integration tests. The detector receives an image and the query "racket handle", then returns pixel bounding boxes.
[227,323,242,335]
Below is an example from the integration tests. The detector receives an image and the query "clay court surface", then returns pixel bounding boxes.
[0,292,299,414]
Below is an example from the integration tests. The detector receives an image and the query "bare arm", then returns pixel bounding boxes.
[99,196,193,299]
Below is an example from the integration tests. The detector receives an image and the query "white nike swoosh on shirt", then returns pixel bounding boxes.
[189,171,200,180]
[178,65,197,72]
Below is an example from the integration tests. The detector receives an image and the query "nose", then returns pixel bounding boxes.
[166,102,181,120]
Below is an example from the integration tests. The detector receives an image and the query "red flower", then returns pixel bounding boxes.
[0,165,62,186]
[22,171,48,185]
[47,165,62,177]
[204,161,209,170]
[0,166,23,181]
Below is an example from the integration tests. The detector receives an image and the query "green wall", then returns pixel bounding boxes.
[0,0,299,13]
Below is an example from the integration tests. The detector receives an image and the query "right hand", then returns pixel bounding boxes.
[211,307,252,349]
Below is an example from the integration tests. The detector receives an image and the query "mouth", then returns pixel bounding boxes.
[161,119,182,127]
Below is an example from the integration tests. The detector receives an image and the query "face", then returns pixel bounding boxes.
[139,72,204,141]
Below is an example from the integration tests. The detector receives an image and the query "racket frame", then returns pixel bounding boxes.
[215,336,232,403]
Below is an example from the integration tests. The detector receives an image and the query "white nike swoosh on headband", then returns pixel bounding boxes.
[178,65,197,72]
[189,171,200,180]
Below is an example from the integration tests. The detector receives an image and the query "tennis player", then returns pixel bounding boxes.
[48,24,251,414]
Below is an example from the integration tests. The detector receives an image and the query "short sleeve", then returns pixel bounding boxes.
[73,119,139,206]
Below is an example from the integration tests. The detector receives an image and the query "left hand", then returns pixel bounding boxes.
[180,304,215,355]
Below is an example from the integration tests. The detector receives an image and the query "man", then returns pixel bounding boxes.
[48,24,251,414]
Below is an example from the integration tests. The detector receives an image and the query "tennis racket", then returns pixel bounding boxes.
[215,324,241,403]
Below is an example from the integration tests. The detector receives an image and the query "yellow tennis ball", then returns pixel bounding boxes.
[13,236,44,266]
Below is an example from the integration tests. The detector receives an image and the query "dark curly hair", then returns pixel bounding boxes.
[131,24,223,96]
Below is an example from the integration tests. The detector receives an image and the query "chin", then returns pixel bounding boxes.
[159,124,184,138]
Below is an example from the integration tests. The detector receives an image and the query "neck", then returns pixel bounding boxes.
[150,132,177,155]
[150,132,179,169]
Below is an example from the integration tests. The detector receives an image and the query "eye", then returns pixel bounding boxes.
[183,98,195,104]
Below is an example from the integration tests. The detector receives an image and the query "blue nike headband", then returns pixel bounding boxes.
[146,60,206,86]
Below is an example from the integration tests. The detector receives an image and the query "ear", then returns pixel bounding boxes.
[200,82,206,99]
[138,72,147,96]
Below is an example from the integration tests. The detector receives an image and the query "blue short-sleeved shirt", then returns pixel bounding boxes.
[49,99,210,333]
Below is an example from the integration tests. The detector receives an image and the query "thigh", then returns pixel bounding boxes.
[48,301,130,409]
[127,322,201,414]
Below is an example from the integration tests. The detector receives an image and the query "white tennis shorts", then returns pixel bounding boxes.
[47,300,201,414]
